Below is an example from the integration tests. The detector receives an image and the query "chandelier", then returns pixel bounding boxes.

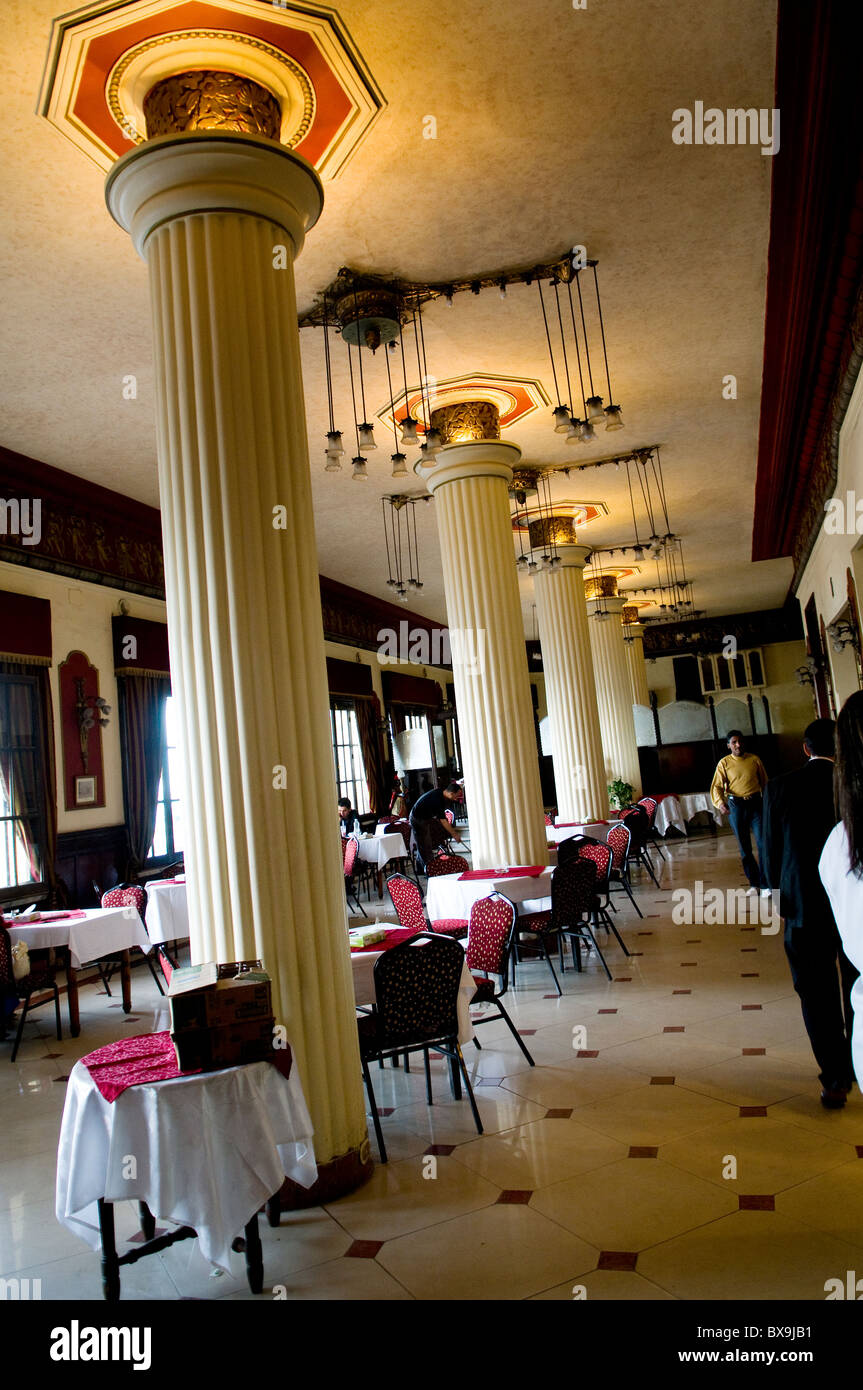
[381,495,432,602]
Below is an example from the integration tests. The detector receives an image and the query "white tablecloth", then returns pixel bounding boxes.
[6,907,150,968]
[678,792,726,827]
[144,879,190,945]
[426,869,554,923]
[350,930,475,1044]
[653,796,686,835]
[356,833,408,871]
[56,1055,316,1273]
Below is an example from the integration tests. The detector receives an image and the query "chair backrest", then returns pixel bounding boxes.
[373,933,464,1044]
[343,836,359,877]
[466,894,516,991]
[606,821,632,870]
[574,840,612,892]
[619,806,649,851]
[638,796,658,826]
[102,885,147,918]
[386,873,428,932]
[0,921,16,994]
[378,816,397,827]
[551,857,598,928]
[544,812,555,826]
[444,808,455,825]
[558,834,594,866]
[393,820,412,854]
[426,853,464,877]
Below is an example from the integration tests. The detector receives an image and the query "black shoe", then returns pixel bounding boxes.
[820,1086,850,1110]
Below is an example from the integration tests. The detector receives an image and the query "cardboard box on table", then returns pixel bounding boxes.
[168,960,275,1071]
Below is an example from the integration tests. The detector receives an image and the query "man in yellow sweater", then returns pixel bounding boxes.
[710,730,769,890]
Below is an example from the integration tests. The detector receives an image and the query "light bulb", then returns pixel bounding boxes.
[358,422,377,450]
[566,417,583,444]
[419,442,437,466]
[580,420,597,443]
[391,452,408,477]
[604,404,624,431]
[401,416,418,446]
[324,452,342,472]
[425,428,443,455]
[586,395,604,421]
[553,406,571,433]
[326,430,344,456]
[351,456,368,480]
[516,555,529,569]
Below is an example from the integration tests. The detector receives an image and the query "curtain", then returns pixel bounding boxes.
[117,674,170,872]
[354,696,386,818]
[0,661,58,891]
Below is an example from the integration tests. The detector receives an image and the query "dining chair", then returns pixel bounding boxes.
[466,894,535,1065]
[385,873,468,939]
[557,834,596,866]
[358,932,483,1162]
[606,822,644,917]
[572,841,631,959]
[0,920,62,1062]
[100,885,165,997]
[619,807,661,886]
[519,857,613,983]
[637,796,668,861]
[343,835,364,913]
[425,852,467,877]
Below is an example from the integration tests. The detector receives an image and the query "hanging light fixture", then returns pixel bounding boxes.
[538,279,569,434]
[351,456,368,480]
[590,263,624,431]
[382,496,428,595]
[575,269,605,423]
[322,296,343,470]
[384,337,409,477]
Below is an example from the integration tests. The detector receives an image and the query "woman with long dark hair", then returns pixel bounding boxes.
[819,689,863,1094]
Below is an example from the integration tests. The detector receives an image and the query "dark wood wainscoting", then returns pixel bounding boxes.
[56,824,129,907]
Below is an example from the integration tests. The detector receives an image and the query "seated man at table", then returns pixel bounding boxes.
[409,781,463,873]
[338,797,361,836]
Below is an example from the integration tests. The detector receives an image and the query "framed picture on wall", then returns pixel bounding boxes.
[75,776,96,806]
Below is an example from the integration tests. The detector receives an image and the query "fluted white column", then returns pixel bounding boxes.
[623,619,650,706]
[418,443,547,868]
[533,546,608,820]
[106,134,368,1182]
[586,595,642,798]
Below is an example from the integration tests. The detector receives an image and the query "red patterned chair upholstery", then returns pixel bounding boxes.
[0,918,62,1063]
[425,853,466,878]
[544,812,556,827]
[101,885,165,997]
[357,932,483,1162]
[572,841,631,960]
[343,836,364,913]
[385,873,468,940]
[466,894,534,1065]
[607,822,643,917]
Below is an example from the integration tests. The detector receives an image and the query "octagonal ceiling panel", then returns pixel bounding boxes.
[38,0,384,177]
[379,372,550,435]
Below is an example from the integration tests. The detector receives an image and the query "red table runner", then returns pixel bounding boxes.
[22,910,88,922]
[351,927,415,954]
[556,820,612,827]
[459,866,546,881]
[81,1030,292,1102]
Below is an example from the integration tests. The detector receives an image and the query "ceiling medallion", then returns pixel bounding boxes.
[142,70,283,139]
[107,31,314,147]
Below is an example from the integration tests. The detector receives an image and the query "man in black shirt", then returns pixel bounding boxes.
[338,797,361,836]
[409,781,463,872]
[762,718,858,1108]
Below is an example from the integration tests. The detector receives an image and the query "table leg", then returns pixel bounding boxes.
[266,1196,281,1228]
[244,1212,264,1295]
[97,1199,121,1302]
[119,949,132,1013]
[66,952,80,1037]
[139,1202,156,1241]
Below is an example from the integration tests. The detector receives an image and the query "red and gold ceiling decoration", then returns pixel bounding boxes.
[510,501,607,533]
[380,374,550,437]
[39,0,384,178]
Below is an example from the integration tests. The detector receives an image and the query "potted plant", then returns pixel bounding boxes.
[607,779,634,812]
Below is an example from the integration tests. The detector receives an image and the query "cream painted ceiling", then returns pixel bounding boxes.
[0,0,792,629]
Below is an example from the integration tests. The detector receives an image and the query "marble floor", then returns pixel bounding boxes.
[2,830,862,1301]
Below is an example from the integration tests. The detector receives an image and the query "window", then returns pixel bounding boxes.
[149,695,185,861]
[0,674,46,891]
[330,701,369,813]
[699,649,766,695]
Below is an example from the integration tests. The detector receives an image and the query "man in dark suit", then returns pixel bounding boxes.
[762,718,858,1108]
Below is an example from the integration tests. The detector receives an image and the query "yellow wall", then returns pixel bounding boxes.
[644,639,812,737]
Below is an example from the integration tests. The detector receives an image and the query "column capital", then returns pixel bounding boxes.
[415,439,521,494]
[106,131,323,258]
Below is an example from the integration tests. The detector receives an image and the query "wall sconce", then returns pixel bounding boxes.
[75,677,111,772]
[794,658,818,687]
[826,621,858,653]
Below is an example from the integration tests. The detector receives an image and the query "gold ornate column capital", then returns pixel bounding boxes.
[143,70,282,139]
